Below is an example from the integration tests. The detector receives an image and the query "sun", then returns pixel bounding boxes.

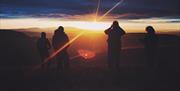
[69,0,124,31]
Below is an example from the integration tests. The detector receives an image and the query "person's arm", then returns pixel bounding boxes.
[36,39,40,50]
[52,36,56,49]
[104,25,113,34]
[46,39,51,49]
[66,34,70,42]
[122,29,126,35]
[120,27,126,36]
[65,34,70,48]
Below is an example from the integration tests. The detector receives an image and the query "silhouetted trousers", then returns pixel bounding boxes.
[107,42,121,70]
[145,47,158,70]
[56,51,70,72]
[39,50,50,69]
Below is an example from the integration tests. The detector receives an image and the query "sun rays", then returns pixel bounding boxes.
[98,0,125,21]
[32,0,126,71]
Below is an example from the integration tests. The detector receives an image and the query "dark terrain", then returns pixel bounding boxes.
[0,29,180,91]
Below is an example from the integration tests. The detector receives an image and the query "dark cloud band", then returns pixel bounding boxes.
[0,0,179,19]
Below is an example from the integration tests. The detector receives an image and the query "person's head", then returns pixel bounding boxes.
[54,26,64,35]
[112,21,120,29]
[112,21,119,27]
[58,26,64,32]
[41,32,46,38]
[146,26,155,34]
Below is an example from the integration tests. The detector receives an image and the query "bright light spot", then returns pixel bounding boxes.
[0,18,179,32]
[78,49,96,59]
[68,21,111,31]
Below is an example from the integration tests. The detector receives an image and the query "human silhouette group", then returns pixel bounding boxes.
[37,21,158,72]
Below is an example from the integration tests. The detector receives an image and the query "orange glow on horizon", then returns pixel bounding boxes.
[78,49,96,59]
[0,18,179,33]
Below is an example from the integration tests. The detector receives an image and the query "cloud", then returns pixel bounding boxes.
[0,0,179,19]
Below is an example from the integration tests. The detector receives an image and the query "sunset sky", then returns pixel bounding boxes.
[0,0,179,32]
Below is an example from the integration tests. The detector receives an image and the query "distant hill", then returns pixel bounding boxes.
[0,30,40,78]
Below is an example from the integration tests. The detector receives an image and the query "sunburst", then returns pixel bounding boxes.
[33,0,125,70]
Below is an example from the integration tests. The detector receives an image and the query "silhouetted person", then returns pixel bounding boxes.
[37,32,51,70]
[104,21,126,70]
[142,26,158,70]
[52,26,70,72]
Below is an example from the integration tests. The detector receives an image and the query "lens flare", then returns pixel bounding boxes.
[31,0,125,71]
[46,32,84,61]
[94,0,101,22]
[78,49,96,59]
[33,32,85,70]
[97,0,124,21]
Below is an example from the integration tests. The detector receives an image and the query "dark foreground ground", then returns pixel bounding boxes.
[0,30,180,91]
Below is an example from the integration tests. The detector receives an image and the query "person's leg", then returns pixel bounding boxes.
[111,46,118,71]
[112,53,118,71]
[117,48,121,70]
[57,55,63,72]
[64,53,70,71]
[47,61,51,71]
[41,58,45,70]
[115,54,120,70]
[45,53,50,70]
[41,54,46,70]
[108,49,113,70]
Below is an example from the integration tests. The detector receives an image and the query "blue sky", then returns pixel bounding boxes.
[0,0,179,19]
